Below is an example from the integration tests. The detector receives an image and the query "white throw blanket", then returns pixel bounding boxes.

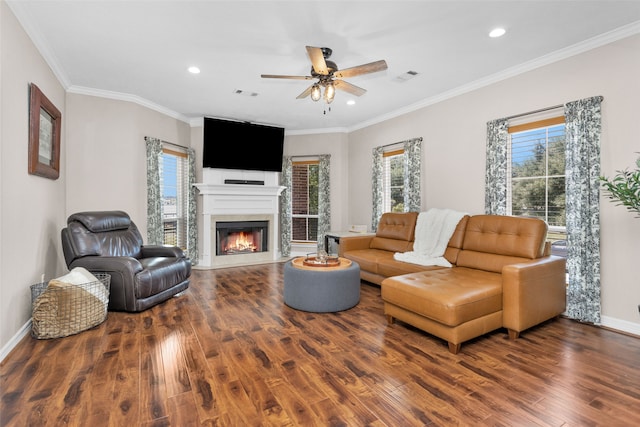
[49,267,109,304]
[394,208,467,267]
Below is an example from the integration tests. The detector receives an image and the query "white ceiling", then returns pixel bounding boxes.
[8,1,640,133]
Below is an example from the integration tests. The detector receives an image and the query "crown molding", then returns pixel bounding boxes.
[349,20,640,133]
[6,0,71,88]
[9,0,639,134]
[66,86,193,124]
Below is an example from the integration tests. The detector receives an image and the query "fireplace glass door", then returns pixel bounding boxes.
[216,221,268,256]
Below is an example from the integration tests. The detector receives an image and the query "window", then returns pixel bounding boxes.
[383,148,405,213]
[508,117,566,254]
[291,161,319,242]
[161,148,189,249]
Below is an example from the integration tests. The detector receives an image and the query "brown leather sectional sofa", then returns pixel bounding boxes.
[339,212,567,354]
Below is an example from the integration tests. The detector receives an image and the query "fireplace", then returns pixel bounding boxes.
[194,169,286,268]
[216,221,268,255]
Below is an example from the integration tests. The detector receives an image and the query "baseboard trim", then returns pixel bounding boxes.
[1,319,32,363]
[601,315,640,338]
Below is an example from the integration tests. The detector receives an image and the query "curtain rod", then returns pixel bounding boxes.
[144,136,189,150]
[504,104,563,121]
[289,154,328,159]
[381,136,423,149]
[163,141,189,150]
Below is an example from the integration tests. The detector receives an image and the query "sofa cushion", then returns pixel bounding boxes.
[457,215,547,272]
[443,215,470,264]
[373,212,418,241]
[369,237,415,253]
[378,256,445,277]
[341,248,388,274]
[381,268,503,327]
[462,215,547,258]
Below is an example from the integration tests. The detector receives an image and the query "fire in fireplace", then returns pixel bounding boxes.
[216,221,268,256]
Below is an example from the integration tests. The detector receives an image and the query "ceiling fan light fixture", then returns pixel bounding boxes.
[324,82,335,103]
[261,46,387,104]
[310,84,321,101]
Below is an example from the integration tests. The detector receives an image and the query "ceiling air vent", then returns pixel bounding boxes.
[234,89,259,97]
[395,70,419,82]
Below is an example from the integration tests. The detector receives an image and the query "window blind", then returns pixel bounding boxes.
[161,147,188,249]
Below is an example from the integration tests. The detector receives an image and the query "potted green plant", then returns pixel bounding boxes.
[600,154,640,217]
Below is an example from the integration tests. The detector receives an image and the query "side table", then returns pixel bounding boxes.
[324,230,376,254]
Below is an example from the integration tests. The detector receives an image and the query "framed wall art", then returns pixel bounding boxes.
[28,83,61,179]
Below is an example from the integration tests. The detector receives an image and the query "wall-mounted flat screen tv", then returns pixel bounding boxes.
[202,117,285,172]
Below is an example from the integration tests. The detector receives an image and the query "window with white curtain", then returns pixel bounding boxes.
[161,147,188,249]
[507,116,567,255]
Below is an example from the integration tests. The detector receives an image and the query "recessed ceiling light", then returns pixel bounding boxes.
[188,66,200,74]
[347,100,356,106]
[489,28,506,38]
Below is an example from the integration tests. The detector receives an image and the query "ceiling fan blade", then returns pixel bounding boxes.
[306,46,329,75]
[334,60,388,79]
[296,85,314,99]
[261,74,314,80]
[333,79,367,96]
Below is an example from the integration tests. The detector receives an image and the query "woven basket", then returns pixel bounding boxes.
[30,273,110,339]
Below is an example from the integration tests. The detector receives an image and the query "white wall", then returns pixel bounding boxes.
[347,34,640,331]
[1,1,67,356]
[284,132,350,231]
[65,93,191,238]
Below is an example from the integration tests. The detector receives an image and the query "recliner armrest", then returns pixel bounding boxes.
[69,256,144,312]
[70,256,144,275]
[141,245,186,259]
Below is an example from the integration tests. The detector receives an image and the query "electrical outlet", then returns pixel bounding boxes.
[41,273,45,282]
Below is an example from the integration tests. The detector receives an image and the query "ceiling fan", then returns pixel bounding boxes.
[261,46,388,104]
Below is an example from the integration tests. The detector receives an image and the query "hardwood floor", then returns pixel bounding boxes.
[2,262,640,426]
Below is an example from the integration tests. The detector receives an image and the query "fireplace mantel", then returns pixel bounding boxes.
[194,169,285,267]
[194,183,285,198]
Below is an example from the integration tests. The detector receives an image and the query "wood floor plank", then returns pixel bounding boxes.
[2,263,640,426]
[177,324,222,423]
[139,333,169,423]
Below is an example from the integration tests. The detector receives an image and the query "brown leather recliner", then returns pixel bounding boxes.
[61,210,191,312]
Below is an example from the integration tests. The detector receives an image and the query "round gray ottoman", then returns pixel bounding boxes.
[284,258,360,312]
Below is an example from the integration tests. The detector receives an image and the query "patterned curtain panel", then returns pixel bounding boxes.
[371,146,384,231]
[317,155,331,251]
[279,156,292,257]
[484,119,509,215]
[403,137,422,212]
[187,148,198,265]
[145,137,163,245]
[564,96,603,324]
